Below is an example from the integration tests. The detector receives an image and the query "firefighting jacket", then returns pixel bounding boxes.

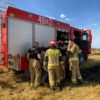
[44,48,62,69]
[28,47,41,61]
[68,44,79,61]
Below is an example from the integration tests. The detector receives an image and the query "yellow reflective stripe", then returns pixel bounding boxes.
[60,61,64,65]
[48,64,59,67]
[77,76,82,80]
[72,78,77,82]
[48,62,59,67]
[69,57,79,61]
[49,80,55,86]
[34,83,40,87]
[60,61,64,64]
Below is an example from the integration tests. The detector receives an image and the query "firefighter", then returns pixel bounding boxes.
[40,47,48,85]
[27,42,42,88]
[67,40,83,85]
[57,40,65,84]
[44,41,62,91]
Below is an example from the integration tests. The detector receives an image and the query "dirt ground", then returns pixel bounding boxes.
[0,49,100,100]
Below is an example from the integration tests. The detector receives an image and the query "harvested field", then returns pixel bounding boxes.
[0,49,100,100]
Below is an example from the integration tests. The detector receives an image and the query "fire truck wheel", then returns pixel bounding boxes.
[79,53,88,64]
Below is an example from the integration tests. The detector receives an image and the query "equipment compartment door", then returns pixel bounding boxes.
[8,18,33,56]
[35,24,55,47]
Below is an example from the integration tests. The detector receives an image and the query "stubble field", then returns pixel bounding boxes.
[0,49,100,100]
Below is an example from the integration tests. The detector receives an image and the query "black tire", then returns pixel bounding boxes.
[79,53,88,64]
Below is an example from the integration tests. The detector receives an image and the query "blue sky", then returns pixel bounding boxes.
[1,0,100,48]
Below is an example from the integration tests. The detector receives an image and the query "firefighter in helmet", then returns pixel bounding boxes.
[27,42,42,88]
[44,41,62,91]
[67,39,83,85]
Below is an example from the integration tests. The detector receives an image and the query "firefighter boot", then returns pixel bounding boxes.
[72,79,78,86]
[50,86,56,92]
[77,79,84,85]
[58,85,62,91]
[57,81,62,91]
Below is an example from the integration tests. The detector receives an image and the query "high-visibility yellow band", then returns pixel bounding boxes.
[69,57,79,61]
[49,80,55,86]
[34,83,40,87]
[60,61,64,66]
[77,76,82,80]
[48,63,59,67]
[71,78,77,82]
[60,61,64,64]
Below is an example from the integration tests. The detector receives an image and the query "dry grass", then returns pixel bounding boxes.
[81,54,100,68]
[0,49,100,100]
[81,49,100,68]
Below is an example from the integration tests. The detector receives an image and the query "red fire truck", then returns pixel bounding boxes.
[0,6,92,71]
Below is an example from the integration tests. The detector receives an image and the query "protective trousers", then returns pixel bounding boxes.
[60,56,66,81]
[48,67,60,88]
[29,59,41,87]
[69,61,82,83]
[59,64,65,81]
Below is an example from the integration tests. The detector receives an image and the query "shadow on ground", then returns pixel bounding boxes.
[81,63,100,83]
[0,81,16,89]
